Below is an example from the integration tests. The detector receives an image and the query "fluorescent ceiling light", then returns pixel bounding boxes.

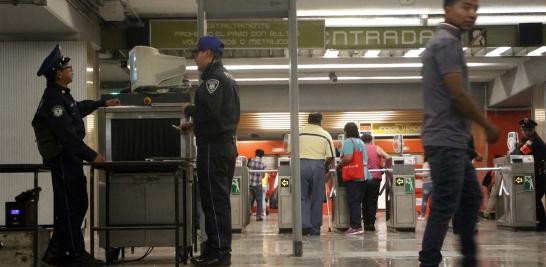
[186,62,495,72]
[486,47,511,57]
[86,67,94,72]
[428,15,546,26]
[235,76,422,82]
[325,17,420,27]
[323,49,339,58]
[300,63,423,69]
[364,50,381,58]
[528,46,546,56]
[339,76,422,80]
[236,78,289,82]
[299,7,546,17]
[404,48,426,58]
[298,9,431,17]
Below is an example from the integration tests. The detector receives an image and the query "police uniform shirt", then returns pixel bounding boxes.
[185,62,240,143]
[521,133,546,176]
[32,83,105,161]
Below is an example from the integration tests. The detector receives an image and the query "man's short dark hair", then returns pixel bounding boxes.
[444,0,461,7]
[255,149,264,157]
[344,122,360,139]
[308,112,323,125]
[361,133,373,144]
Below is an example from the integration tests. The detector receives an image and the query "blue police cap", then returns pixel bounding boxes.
[37,45,71,77]
[520,118,537,130]
[192,36,224,54]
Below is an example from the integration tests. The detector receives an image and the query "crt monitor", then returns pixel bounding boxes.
[129,46,187,92]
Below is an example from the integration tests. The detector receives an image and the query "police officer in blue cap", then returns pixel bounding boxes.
[178,36,239,266]
[514,118,546,231]
[32,45,120,266]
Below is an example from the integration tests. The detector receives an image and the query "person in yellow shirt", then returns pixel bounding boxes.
[299,112,335,235]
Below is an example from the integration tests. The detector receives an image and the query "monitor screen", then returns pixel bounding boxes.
[111,118,181,161]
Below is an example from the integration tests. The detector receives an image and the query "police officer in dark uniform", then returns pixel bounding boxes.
[32,45,120,266]
[514,118,546,231]
[179,36,239,267]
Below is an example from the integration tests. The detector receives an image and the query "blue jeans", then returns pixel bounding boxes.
[346,181,364,228]
[419,146,482,267]
[249,185,263,219]
[300,159,326,233]
[421,182,433,216]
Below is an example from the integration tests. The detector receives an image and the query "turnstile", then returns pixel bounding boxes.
[386,156,416,232]
[495,155,536,230]
[331,160,350,230]
[277,158,292,233]
[231,156,250,233]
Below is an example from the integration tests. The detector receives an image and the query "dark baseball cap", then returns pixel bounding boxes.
[37,44,71,77]
[192,36,224,54]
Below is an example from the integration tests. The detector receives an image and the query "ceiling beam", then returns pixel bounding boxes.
[489,57,546,106]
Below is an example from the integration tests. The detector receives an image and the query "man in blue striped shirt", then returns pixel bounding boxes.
[247,149,267,221]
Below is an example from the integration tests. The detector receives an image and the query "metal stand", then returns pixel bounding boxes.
[0,164,49,267]
[89,161,192,266]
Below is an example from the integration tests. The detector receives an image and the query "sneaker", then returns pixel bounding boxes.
[256,217,263,221]
[345,227,364,235]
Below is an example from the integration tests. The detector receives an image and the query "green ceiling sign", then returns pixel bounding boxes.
[107,23,545,50]
[150,20,325,49]
[326,25,522,49]
[326,27,437,49]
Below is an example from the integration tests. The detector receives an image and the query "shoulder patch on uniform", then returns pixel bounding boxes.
[224,72,234,80]
[51,105,64,117]
[206,79,220,94]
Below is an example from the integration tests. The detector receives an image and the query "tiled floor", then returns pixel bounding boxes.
[89,212,546,266]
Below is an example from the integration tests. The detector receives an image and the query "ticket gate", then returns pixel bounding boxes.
[277,158,292,233]
[231,156,250,233]
[386,156,416,232]
[495,155,536,230]
[331,160,350,230]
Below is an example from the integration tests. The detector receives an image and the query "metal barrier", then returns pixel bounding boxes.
[231,157,250,233]
[495,155,536,231]
[385,156,417,232]
[277,158,292,233]
[329,163,509,233]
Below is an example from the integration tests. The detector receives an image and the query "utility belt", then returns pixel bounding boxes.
[33,124,62,160]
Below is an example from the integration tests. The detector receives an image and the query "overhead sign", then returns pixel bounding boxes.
[359,122,372,133]
[469,28,487,47]
[326,25,521,49]
[150,20,325,49]
[372,122,422,136]
[326,27,436,49]
[395,177,405,186]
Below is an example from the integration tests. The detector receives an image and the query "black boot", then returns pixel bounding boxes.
[65,251,105,267]
[42,235,67,266]
[192,252,231,267]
